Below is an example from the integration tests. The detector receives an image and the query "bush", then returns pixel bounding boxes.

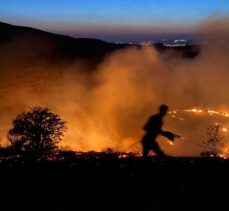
[8,107,67,160]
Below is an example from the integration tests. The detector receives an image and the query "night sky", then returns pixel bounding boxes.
[0,0,229,41]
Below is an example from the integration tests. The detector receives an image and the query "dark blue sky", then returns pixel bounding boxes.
[0,0,229,42]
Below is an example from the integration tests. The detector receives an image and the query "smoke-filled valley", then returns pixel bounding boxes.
[1,16,229,156]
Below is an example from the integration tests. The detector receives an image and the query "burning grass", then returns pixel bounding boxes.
[168,107,229,158]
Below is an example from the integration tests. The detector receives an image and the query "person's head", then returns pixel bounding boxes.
[159,104,168,116]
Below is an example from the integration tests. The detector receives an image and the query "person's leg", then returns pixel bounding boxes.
[152,141,166,156]
[142,143,150,158]
[141,134,150,158]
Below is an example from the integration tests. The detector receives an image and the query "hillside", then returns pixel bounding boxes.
[0,22,128,66]
[0,22,199,67]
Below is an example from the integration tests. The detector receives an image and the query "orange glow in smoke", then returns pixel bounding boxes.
[219,147,229,159]
[169,141,175,146]
[222,128,228,132]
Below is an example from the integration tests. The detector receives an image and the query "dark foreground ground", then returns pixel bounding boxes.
[0,154,228,211]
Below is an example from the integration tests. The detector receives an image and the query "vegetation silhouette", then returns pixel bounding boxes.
[141,104,180,157]
[0,106,226,211]
[201,123,224,157]
[7,107,67,160]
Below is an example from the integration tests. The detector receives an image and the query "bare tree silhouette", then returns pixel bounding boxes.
[8,107,67,160]
[201,123,224,157]
[203,123,224,147]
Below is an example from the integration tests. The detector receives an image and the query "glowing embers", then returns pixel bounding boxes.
[168,107,229,159]
[187,108,203,113]
[168,141,175,146]
[169,108,229,120]
[219,147,229,159]
[222,128,228,132]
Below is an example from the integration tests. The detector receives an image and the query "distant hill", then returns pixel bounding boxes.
[154,42,199,59]
[0,22,129,65]
[0,22,199,68]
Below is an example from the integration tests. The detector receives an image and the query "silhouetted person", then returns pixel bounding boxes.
[141,104,178,157]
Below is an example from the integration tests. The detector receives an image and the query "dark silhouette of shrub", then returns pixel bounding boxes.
[201,123,224,157]
[8,107,67,160]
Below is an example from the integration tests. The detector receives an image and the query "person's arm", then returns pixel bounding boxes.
[160,130,176,141]
[158,129,167,136]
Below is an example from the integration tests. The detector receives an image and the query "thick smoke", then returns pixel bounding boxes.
[1,15,229,156]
